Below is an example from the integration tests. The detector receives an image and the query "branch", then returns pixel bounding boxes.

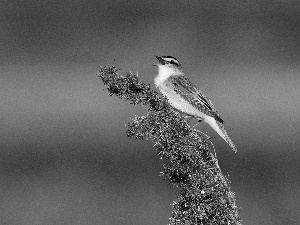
[97,66,241,225]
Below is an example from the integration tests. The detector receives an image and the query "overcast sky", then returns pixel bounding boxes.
[1,0,300,224]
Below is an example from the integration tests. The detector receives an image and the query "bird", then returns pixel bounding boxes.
[154,55,237,152]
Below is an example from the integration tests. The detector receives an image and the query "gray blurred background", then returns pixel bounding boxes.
[1,0,300,224]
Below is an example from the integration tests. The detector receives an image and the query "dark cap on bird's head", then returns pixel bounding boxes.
[155,55,181,68]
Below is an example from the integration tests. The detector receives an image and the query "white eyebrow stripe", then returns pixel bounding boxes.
[162,57,179,64]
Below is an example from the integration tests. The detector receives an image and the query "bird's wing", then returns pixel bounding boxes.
[169,75,224,123]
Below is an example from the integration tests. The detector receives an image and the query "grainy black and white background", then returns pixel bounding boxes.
[1,0,300,224]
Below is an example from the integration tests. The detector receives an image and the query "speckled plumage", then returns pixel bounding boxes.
[167,75,223,123]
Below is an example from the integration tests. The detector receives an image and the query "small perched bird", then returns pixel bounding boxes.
[154,56,237,152]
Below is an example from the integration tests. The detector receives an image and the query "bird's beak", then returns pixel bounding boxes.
[155,56,165,65]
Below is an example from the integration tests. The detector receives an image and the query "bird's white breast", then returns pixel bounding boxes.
[154,65,209,119]
[154,65,174,86]
[156,82,209,120]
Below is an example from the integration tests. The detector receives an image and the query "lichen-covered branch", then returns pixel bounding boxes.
[97,66,241,225]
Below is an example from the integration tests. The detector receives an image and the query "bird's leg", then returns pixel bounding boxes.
[191,118,203,129]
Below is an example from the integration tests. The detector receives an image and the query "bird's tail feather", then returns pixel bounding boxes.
[205,117,237,152]
[217,122,237,153]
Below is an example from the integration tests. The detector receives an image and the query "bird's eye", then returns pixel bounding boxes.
[170,60,178,66]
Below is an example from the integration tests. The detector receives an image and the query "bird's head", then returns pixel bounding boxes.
[154,56,183,76]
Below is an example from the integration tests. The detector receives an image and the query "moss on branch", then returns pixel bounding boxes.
[98,66,241,225]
